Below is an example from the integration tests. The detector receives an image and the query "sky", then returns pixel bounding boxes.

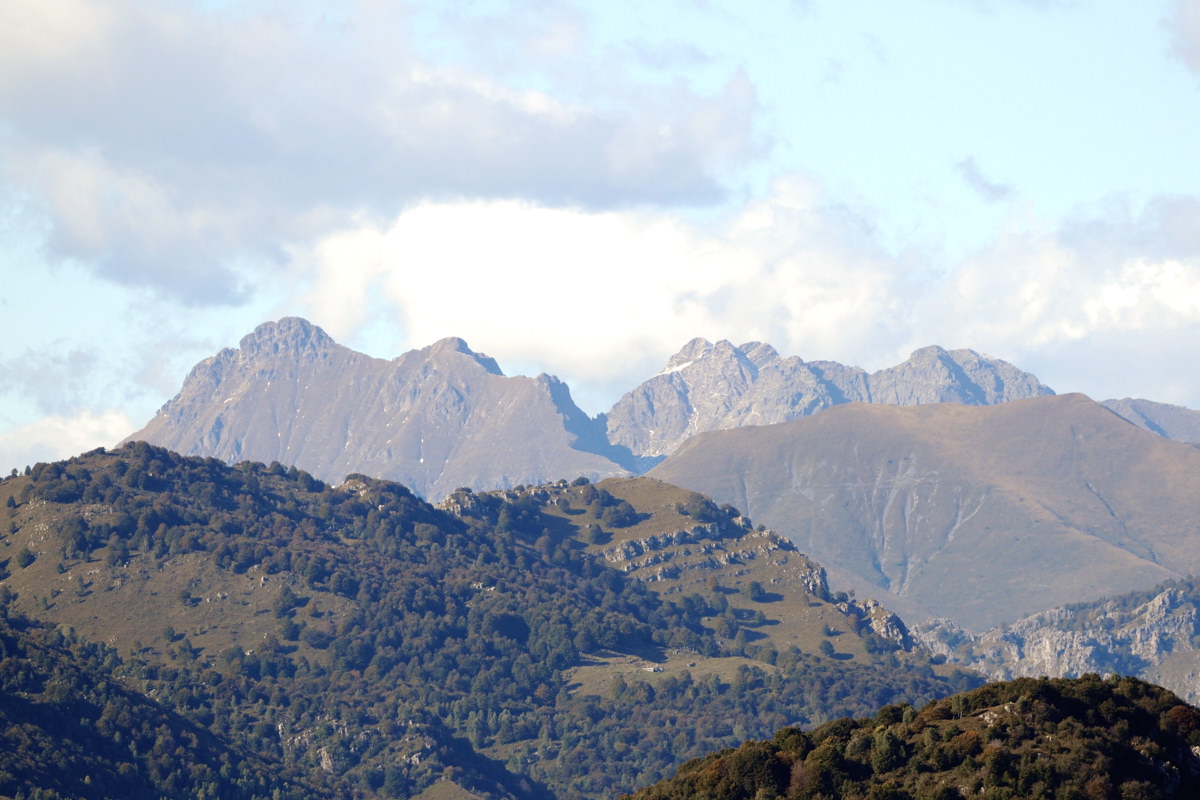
[1,0,1199,471]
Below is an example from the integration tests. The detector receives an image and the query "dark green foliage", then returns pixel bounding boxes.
[677,493,720,523]
[0,613,320,800]
[626,674,1200,800]
[3,443,981,800]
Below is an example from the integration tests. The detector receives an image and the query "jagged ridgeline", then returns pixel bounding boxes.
[0,444,978,800]
[623,674,1200,800]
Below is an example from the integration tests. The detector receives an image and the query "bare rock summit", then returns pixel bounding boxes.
[125,318,627,499]
[606,339,1054,460]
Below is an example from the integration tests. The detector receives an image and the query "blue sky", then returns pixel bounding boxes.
[2,0,1199,470]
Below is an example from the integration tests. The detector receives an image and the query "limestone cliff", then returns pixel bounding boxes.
[915,580,1200,704]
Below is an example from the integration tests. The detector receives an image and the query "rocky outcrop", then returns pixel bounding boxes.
[855,597,915,650]
[914,582,1200,703]
[603,523,808,584]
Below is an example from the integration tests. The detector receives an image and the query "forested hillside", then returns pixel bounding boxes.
[0,444,978,800]
[625,674,1200,800]
[0,611,324,800]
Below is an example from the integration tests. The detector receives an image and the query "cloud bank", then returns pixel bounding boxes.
[0,409,133,473]
[1169,0,1200,74]
[0,0,758,302]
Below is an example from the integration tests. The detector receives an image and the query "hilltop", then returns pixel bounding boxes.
[624,674,1200,800]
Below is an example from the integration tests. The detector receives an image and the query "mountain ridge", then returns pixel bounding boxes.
[603,338,1055,461]
[649,392,1200,632]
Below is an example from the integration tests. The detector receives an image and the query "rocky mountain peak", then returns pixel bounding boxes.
[608,340,1055,461]
[238,316,336,352]
[868,346,1054,406]
[663,337,715,371]
[425,336,504,376]
[125,319,628,499]
[739,341,781,367]
[237,317,338,363]
[904,344,953,369]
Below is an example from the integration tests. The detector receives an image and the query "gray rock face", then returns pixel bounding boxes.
[606,339,1053,459]
[604,338,860,463]
[867,345,1055,406]
[1102,397,1200,443]
[915,583,1200,704]
[125,318,628,500]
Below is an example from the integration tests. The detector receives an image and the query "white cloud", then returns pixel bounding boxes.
[0,0,759,303]
[0,0,116,84]
[0,346,110,418]
[290,179,1200,411]
[908,201,1200,403]
[290,176,909,409]
[1168,0,1200,74]
[955,157,1015,203]
[0,408,133,472]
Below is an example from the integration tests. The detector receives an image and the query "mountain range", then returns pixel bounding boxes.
[605,338,1055,463]
[12,316,1200,797]
[128,316,1191,499]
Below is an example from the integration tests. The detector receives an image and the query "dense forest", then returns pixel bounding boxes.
[0,443,979,799]
[625,674,1200,800]
[0,610,323,800]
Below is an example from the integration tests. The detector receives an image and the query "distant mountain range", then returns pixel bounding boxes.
[605,338,1054,462]
[128,316,1200,499]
